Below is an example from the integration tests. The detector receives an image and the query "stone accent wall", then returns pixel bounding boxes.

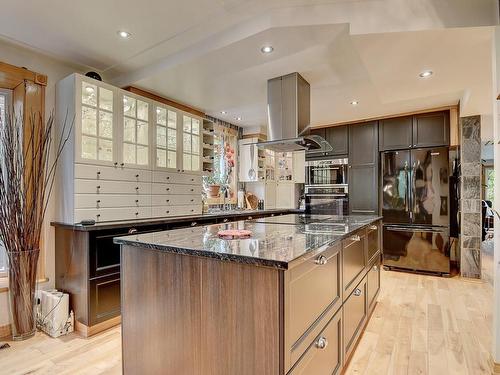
[460,115,481,279]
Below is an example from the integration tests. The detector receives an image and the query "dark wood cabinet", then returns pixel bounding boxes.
[379,111,449,150]
[325,125,348,156]
[379,116,412,151]
[89,273,121,325]
[413,111,449,148]
[348,121,379,215]
[343,275,367,360]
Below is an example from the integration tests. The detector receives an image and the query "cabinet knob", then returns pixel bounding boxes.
[166,188,170,191]
[135,174,139,178]
[351,235,361,242]
[135,212,139,216]
[166,210,170,214]
[114,162,118,166]
[191,222,197,227]
[315,255,328,265]
[96,214,101,218]
[128,228,138,234]
[181,169,185,172]
[120,163,124,167]
[190,189,194,192]
[96,171,101,175]
[353,288,362,297]
[166,199,170,203]
[135,199,139,203]
[373,265,378,271]
[191,209,194,212]
[190,199,194,202]
[369,225,378,231]
[191,178,194,182]
[96,185,101,189]
[223,218,229,223]
[248,216,253,220]
[315,336,328,350]
[166,176,170,180]
[135,186,139,190]
[177,169,180,172]
[96,200,101,203]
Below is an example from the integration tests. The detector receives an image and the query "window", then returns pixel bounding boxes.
[155,106,177,169]
[182,115,200,171]
[0,89,11,277]
[484,166,494,203]
[123,95,149,166]
[81,81,114,162]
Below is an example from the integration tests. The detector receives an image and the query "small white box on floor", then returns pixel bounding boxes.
[37,289,74,338]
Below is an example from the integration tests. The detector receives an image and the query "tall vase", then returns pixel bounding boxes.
[8,249,40,340]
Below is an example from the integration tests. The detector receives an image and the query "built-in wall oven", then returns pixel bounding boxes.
[305,158,349,215]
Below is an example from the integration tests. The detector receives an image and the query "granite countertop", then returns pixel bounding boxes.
[51,208,301,231]
[114,214,382,269]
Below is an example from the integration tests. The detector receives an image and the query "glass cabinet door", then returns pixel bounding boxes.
[155,106,178,169]
[182,115,201,172]
[80,80,114,163]
[122,95,150,167]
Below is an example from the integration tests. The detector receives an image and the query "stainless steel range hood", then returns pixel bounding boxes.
[256,72,332,153]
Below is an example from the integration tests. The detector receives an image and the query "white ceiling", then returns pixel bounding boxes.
[0,0,498,133]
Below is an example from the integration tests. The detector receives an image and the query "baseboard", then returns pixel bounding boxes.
[0,323,11,339]
[75,315,121,338]
[489,354,500,374]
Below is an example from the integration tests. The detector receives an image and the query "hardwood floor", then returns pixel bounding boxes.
[0,265,493,375]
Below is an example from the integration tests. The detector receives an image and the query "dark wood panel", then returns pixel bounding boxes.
[413,111,449,148]
[121,246,203,375]
[89,273,121,325]
[121,246,281,375]
[200,259,281,375]
[55,227,90,326]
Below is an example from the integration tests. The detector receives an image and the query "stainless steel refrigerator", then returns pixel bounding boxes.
[381,147,451,275]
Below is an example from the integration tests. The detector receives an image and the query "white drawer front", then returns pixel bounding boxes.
[75,194,152,209]
[74,207,152,223]
[151,183,202,195]
[75,179,152,195]
[151,194,201,206]
[75,164,152,182]
[153,171,202,185]
[152,205,202,218]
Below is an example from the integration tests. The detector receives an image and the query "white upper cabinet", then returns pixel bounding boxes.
[121,94,152,169]
[154,105,178,171]
[182,115,201,172]
[77,77,118,165]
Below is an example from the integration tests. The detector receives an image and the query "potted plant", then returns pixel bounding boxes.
[204,175,222,198]
[0,112,71,340]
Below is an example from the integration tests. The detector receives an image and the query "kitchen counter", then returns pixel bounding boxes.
[114,214,381,269]
[51,208,301,231]
[118,213,383,375]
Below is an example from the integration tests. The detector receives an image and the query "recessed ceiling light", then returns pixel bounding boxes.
[350,100,359,106]
[261,45,274,54]
[221,111,227,115]
[118,30,131,39]
[236,116,242,121]
[419,70,433,78]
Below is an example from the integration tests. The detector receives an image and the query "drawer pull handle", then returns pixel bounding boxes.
[166,199,170,203]
[369,225,378,230]
[181,169,185,172]
[191,222,197,227]
[166,210,170,214]
[135,212,139,216]
[135,174,139,178]
[223,218,229,223]
[373,265,378,271]
[190,199,194,202]
[128,228,138,234]
[96,171,101,175]
[135,186,139,190]
[177,169,180,172]
[135,199,139,203]
[248,216,253,220]
[166,176,170,180]
[96,214,101,218]
[353,288,362,297]
[191,178,194,182]
[114,162,118,166]
[315,336,328,350]
[190,189,194,192]
[166,188,170,191]
[351,235,361,242]
[120,163,124,167]
[315,255,328,265]
[96,200,101,203]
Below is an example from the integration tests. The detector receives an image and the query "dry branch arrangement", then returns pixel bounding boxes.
[0,111,72,340]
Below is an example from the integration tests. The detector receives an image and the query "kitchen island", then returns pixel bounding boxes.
[114,214,382,375]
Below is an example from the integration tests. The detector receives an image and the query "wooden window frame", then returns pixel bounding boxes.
[0,61,47,281]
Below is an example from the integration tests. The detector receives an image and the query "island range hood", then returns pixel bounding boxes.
[256,72,332,153]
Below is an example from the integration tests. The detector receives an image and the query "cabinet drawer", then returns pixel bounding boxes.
[75,164,152,182]
[285,243,342,367]
[75,194,152,209]
[75,207,152,223]
[289,307,342,375]
[151,183,202,195]
[75,179,151,195]
[366,222,380,263]
[151,194,201,206]
[152,205,202,218]
[89,273,121,325]
[342,231,366,299]
[343,276,367,360]
[153,171,202,185]
[367,256,381,310]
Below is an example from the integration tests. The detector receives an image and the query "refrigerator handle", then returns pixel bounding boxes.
[404,164,409,212]
[411,161,417,216]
